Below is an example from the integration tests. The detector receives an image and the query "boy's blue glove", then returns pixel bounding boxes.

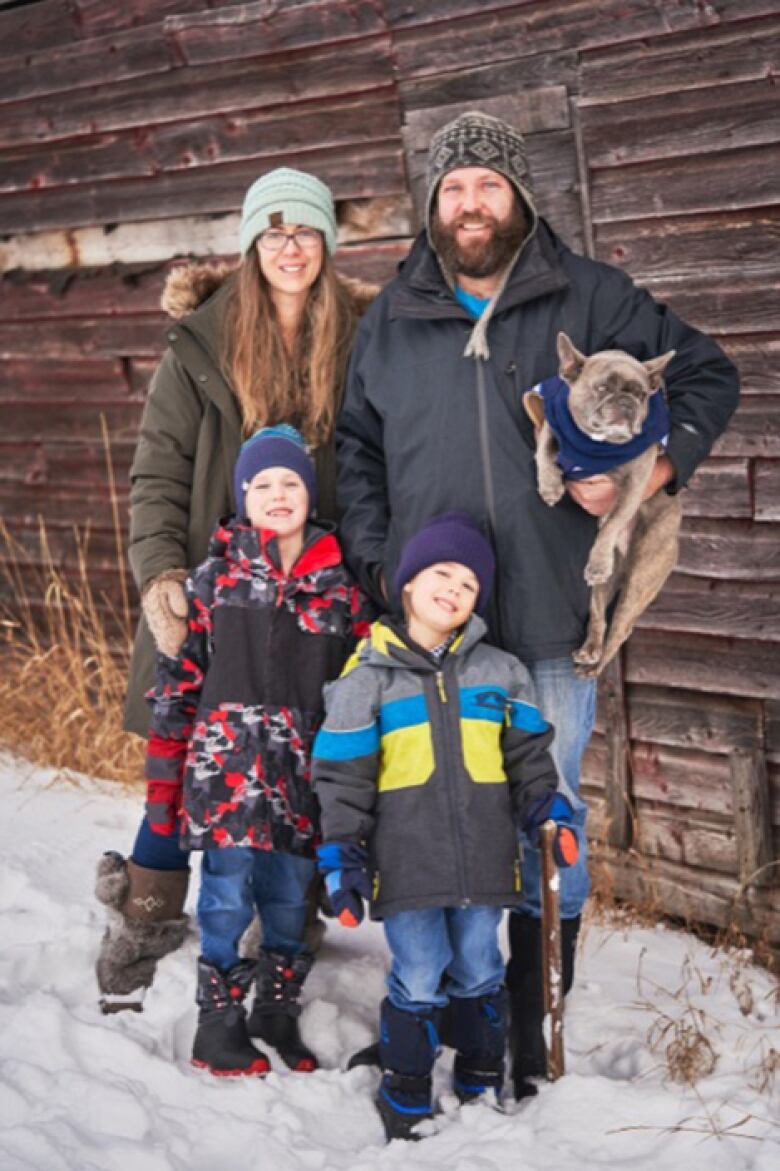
[316,842,372,928]
[523,793,580,869]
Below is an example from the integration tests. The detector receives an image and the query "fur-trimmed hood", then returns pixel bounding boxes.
[161,260,379,320]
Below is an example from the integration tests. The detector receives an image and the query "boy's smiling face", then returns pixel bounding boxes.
[245,465,309,536]
[405,561,479,645]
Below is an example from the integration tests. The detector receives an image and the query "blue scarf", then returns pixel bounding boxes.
[533,375,670,481]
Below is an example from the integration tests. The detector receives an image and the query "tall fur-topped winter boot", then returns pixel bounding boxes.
[247,949,318,1071]
[95,852,189,1012]
[448,989,508,1104]
[191,958,270,1076]
[506,913,580,1099]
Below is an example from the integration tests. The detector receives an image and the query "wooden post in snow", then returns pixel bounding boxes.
[730,749,772,889]
[540,820,565,1080]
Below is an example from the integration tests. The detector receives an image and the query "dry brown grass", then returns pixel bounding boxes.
[0,420,144,787]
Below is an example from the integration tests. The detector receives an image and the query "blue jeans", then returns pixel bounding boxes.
[518,657,596,920]
[198,848,316,972]
[131,815,190,871]
[384,906,505,1013]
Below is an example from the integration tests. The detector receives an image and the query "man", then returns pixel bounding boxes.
[335,110,739,1099]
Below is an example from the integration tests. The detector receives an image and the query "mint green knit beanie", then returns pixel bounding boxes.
[239,167,337,256]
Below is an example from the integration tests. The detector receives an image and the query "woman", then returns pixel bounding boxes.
[95,168,376,1012]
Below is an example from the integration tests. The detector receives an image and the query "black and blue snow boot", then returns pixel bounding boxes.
[448,989,508,1104]
[375,998,439,1142]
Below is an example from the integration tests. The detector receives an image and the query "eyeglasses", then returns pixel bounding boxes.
[257,228,322,252]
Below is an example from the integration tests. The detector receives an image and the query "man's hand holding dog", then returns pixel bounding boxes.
[567,454,675,517]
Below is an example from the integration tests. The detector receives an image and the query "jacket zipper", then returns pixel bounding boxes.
[475,359,497,537]
[434,667,470,906]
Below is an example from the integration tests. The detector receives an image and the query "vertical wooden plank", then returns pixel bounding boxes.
[572,88,634,850]
[601,658,634,850]
[730,749,772,888]
[570,98,595,259]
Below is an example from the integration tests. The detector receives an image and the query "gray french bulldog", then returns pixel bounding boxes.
[524,332,681,676]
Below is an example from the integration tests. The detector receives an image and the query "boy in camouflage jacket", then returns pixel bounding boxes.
[145,425,371,1076]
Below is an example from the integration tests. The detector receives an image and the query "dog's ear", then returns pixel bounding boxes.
[557,332,587,382]
[523,390,546,437]
[643,350,676,390]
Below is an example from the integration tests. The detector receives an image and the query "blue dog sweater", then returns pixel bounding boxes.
[533,374,670,481]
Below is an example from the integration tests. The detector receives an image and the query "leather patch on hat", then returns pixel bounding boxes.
[269,211,284,226]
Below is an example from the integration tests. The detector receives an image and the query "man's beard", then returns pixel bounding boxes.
[430,200,529,280]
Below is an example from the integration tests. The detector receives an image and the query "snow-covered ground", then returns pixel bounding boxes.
[0,753,777,1171]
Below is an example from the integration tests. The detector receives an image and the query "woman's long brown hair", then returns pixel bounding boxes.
[221,246,357,445]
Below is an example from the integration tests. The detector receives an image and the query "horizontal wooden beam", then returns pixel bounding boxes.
[169,0,387,68]
[624,628,780,699]
[0,141,406,236]
[681,458,751,520]
[639,577,780,642]
[623,684,764,756]
[593,208,780,286]
[590,142,780,223]
[580,17,780,104]
[677,516,780,580]
[400,50,578,112]
[0,37,395,150]
[403,88,570,152]
[0,195,414,275]
[581,78,780,169]
[719,335,780,397]
[590,844,780,943]
[390,0,770,81]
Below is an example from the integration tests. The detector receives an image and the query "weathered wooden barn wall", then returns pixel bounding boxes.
[0,0,777,941]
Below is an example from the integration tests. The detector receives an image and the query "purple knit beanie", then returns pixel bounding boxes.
[394,512,495,614]
[233,424,317,518]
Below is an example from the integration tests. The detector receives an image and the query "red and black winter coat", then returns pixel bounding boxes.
[145,517,372,855]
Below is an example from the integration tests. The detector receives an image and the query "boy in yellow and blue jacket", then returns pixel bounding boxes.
[312,513,578,1140]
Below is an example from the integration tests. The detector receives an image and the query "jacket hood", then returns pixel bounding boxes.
[358,613,487,671]
[206,515,345,583]
[161,260,379,321]
[391,220,569,333]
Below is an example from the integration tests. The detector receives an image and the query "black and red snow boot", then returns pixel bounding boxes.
[247,949,318,1072]
[191,957,270,1077]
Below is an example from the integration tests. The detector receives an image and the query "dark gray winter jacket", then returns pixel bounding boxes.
[335,223,739,663]
[312,615,559,917]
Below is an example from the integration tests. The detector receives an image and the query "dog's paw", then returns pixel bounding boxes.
[584,553,613,585]
[573,641,601,668]
[539,482,565,507]
[573,640,603,676]
[574,658,601,679]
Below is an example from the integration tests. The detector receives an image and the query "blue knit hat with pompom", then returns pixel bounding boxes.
[233,424,317,518]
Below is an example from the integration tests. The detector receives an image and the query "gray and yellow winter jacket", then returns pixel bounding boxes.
[312,615,560,917]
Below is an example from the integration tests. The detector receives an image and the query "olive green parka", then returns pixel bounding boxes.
[123,262,376,735]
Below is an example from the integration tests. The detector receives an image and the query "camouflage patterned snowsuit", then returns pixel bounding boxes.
[145,517,371,856]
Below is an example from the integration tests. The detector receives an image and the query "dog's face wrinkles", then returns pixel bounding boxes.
[568,353,654,445]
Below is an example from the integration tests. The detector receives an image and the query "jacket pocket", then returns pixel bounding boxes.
[461,718,506,783]
[378,723,434,791]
